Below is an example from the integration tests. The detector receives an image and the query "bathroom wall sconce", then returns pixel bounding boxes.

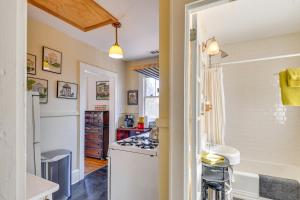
[202,37,228,58]
[205,102,213,112]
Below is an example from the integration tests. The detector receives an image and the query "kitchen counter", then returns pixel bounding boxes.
[27,173,59,200]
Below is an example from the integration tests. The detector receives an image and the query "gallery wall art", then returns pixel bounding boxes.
[57,81,78,99]
[96,81,110,100]
[27,53,36,75]
[42,46,62,74]
[128,90,138,105]
[27,77,48,104]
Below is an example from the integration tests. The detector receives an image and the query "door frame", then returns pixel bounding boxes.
[79,62,118,180]
[183,0,233,199]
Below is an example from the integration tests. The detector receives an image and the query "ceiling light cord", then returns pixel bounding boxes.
[115,26,118,45]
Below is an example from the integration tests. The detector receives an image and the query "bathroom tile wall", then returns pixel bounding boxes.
[220,33,300,167]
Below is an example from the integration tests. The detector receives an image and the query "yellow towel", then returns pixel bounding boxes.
[287,68,300,87]
[201,152,225,165]
[279,70,300,106]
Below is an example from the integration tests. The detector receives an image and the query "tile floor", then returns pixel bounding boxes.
[70,167,108,200]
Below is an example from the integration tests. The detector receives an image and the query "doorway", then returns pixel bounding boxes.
[79,62,118,179]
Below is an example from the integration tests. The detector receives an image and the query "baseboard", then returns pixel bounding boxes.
[233,189,258,200]
[72,169,80,185]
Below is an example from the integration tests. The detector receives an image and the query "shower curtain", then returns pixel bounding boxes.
[203,66,226,145]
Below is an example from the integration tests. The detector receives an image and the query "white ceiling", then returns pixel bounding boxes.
[28,0,159,61]
[198,0,300,45]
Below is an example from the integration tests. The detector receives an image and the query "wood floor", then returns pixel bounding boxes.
[84,157,108,176]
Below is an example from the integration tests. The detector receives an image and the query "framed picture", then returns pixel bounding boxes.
[57,81,78,99]
[42,46,62,74]
[27,77,48,104]
[96,81,110,100]
[128,90,138,105]
[27,53,36,75]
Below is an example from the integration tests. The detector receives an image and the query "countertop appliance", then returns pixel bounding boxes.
[108,133,159,200]
[124,114,134,128]
[27,91,41,176]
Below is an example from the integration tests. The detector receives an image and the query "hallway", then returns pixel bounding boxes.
[70,167,108,200]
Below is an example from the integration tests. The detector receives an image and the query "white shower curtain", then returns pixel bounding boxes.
[203,66,226,145]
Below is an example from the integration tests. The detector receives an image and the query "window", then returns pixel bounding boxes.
[144,77,159,120]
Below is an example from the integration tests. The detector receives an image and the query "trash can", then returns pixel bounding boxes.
[41,149,72,200]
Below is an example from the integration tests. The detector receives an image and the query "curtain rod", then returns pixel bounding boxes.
[217,53,300,66]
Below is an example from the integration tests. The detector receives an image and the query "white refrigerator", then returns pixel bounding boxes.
[27,91,41,176]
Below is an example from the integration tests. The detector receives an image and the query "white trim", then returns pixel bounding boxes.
[138,74,145,116]
[79,62,118,181]
[183,1,234,200]
[40,111,79,118]
[72,169,80,185]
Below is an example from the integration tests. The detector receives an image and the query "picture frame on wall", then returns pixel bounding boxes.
[27,77,48,104]
[57,81,78,99]
[96,81,110,100]
[128,90,138,105]
[27,53,36,75]
[42,46,62,74]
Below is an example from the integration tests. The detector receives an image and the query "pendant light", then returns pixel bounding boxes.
[109,22,124,59]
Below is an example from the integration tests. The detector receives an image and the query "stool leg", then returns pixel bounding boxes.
[216,191,219,200]
[221,183,225,200]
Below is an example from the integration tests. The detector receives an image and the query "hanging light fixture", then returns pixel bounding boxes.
[109,22,124,59]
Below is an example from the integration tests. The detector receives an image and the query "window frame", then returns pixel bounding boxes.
[142,76,159,120]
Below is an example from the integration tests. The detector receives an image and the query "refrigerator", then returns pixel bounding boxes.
[27,91,41,176]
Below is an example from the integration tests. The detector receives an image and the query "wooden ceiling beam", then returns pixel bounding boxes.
[28,0,118,32]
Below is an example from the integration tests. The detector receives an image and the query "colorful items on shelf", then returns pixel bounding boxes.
[137,117,145,129]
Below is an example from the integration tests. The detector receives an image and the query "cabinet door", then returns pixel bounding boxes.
[85,140,102,149]
[85,148,102,159]
[85,133,103,141]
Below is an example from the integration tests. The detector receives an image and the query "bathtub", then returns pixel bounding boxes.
[232,159,300,200]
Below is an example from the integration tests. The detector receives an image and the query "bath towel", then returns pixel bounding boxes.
[259,174,300,200]
[201,152,224,165]
[279,70,300,106]
[287,68,300,87]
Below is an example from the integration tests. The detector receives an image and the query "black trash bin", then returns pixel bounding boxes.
[41,149,72,200]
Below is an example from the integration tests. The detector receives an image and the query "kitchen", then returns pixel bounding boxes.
[25,0,159,199]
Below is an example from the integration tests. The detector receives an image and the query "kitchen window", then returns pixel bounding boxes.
[144,77,159,120]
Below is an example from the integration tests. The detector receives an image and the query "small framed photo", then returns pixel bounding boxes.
[57,81,78,99]
[96,81,110,100]
[42,46,62,74]
[128,90,138,105]
[27,53,36,75]
[27,77,48,104]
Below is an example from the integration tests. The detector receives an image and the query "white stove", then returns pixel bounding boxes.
[109,133,159,156]
[108,133,159,200]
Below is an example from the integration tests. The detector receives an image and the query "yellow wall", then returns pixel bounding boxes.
[160,0,197,199]
[27,18,126,178]
[125,56,159,114]
[159,0,170,199]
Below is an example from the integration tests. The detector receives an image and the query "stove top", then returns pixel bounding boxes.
[117,135,159,150]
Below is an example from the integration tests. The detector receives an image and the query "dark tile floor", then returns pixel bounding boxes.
[70,167,108,200]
